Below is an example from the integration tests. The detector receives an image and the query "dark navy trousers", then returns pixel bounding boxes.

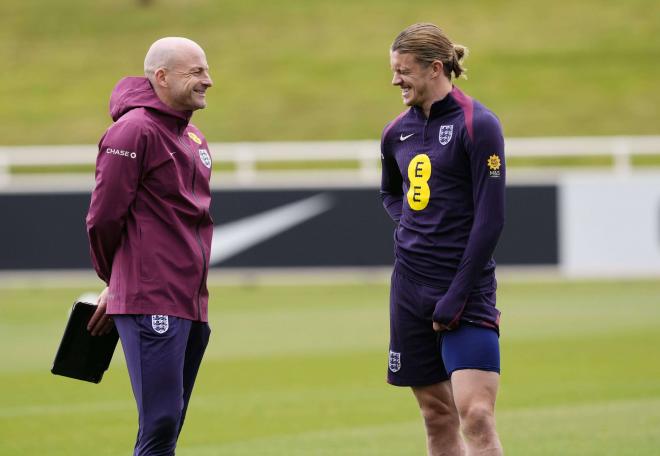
[114,315,211,456]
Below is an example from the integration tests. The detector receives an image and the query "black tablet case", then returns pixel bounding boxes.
[51,301,119,383]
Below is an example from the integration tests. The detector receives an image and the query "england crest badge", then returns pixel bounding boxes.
[388,350,401,373]
[198,149,212,168]
[151,315,169,334]
[439,125,453,145]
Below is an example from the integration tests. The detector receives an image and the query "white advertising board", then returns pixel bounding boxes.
[560,173,660,277]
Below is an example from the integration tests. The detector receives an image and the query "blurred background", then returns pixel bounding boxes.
[1,0,658,144]
[1,1,659,455]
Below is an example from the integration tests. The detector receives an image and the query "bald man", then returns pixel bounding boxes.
[85,37,214,455]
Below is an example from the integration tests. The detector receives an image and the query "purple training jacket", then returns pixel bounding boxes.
[380,86,505,330]
[86,77,213,322]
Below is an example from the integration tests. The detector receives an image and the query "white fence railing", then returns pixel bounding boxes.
[1,136,659,186]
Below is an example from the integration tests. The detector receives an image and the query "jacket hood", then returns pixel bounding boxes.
[109,76,192,124]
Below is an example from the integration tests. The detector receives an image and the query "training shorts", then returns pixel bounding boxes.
[388,270,500,387]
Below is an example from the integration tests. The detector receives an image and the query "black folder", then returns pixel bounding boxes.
[51,301,119,383]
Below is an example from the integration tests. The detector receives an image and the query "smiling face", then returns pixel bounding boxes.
[390,50,437,110]
[146,38,213,112]
[162,47,212,111]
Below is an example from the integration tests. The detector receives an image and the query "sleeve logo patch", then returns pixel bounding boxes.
[105,147,136,159]
[487,154,501,178]
[187,132,202,145]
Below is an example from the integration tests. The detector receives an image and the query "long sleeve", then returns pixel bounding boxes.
[86,120,146,283]
[380,131,404,222]
[432,111,506,327]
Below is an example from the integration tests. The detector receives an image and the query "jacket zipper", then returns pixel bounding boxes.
[178,136,207,320]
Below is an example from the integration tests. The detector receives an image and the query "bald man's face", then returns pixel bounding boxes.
[161,45,212,111]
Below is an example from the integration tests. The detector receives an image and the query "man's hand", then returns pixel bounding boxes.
[433,294,464,332]
[87,287,114,336]
[433,321,451,332]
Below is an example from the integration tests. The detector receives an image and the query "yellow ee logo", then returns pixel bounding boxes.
[407,154,431,211]
[188,132,202,145]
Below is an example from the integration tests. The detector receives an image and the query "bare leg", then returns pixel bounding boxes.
[412,381,467,456]
[451,369,503,456]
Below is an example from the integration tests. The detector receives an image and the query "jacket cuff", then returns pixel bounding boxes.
[432,294,467,329]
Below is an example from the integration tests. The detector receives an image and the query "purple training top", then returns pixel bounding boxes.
[380,86,505,330]
[86,77,213,322]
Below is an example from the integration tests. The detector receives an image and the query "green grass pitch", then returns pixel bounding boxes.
[1,0,659,145]
[1,279,659,455]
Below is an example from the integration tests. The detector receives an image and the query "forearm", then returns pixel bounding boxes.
[86,215,122,283]
[381,193,403,222]
[434,221,503,323]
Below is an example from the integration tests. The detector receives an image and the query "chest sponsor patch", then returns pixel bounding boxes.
[407,154,431,211]
[199,149,212,168]
[438,124,453,145]
[188,131,202,145]
[487,154,501,178]
[151,315,169,334]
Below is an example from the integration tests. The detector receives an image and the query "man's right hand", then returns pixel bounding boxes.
[87,287,114,336]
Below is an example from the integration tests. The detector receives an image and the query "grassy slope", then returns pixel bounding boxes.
[0,0,658,145]
[0,280,659,455]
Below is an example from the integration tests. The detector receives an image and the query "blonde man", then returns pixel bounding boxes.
[381,23,505,455]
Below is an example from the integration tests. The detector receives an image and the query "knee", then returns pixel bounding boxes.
[419,399,459,432]
[459,403,495,441]
[146,412,180,441]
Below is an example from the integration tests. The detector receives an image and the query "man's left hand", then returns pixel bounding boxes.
[87,287,114,336]
[433,321,450,332]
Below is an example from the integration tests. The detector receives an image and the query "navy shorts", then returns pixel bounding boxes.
[388,270,500,387]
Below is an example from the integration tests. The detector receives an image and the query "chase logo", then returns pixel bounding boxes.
[106,147,136,159]
[187,131,202,145]
[388,350,401,373]
[487,154,501,178]
[199,149,212,168]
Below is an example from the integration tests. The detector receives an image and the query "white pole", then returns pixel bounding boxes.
[0,152,10,188]
[613,137,632,176]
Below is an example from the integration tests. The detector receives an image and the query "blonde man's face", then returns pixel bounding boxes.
[390,51,435,109]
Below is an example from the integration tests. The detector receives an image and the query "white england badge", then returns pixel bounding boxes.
[388,350,401,372]
[151,315,169,334]
[439,125,453,145]
[198,149,212,168]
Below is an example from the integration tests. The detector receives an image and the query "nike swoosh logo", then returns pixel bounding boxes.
[209,194,334,265]
[400,133,415,141]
